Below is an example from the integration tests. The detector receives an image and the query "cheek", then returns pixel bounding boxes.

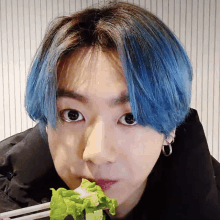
[47,127,80,170]
[125,131,163,180]
[130,144,161,172]
[127,130,163,157]
[47,127,84,189]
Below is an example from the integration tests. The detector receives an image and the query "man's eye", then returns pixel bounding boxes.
[60,109,84,122]
[119,113,137,126]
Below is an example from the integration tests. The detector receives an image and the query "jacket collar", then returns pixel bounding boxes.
[2,124,68,206]
[133,108,220,219]
[3,108,220,219]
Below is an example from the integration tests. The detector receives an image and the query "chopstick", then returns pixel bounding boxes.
[0,188,110,220]
[0,202,50,220]
[0,202,110,220]
[0,187,84,219]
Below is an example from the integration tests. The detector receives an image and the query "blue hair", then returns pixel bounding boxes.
[26,50,59,140]
[25,1,192,141]
[117,22,192,139]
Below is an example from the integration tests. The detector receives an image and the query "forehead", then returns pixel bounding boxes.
[57,47,125,89]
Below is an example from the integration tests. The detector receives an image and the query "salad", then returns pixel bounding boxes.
[50,178,118,220]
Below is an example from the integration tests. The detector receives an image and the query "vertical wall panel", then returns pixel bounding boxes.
[23,0,31,129]
[46,0,53,24]
[7,0,16,137]
[35,0,43,46]
[207,0,216,155]
[191,0,198,109]
[214,0,220,160]
[1,0,10,139]
[162,0,169,25]
[197,0,204,118]
[176,0,181,38]
[168,0,175,31]
[0,0,4,138]
[17,0,26,132]
[12,0,22,134]
[140,0,146,9]
[57,0,63,15]
[40,0,47,39]
[63,0,70,15]
[69,0,76,13]
[202,0,209,143]
[157,0,163,20]
[0,0,219,162]
[180,0,186,46]
[75,0,82,12]
[52,0,58,18]
[150,0,157,16]
[81,0,86,10]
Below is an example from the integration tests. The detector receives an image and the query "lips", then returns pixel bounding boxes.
[95,179,118,191]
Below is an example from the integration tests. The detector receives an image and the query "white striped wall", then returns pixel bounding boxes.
[0,0,220,161]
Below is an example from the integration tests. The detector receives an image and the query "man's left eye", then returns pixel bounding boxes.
[119,113,137,126]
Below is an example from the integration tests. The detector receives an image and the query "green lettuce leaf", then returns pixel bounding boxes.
[50,178,118,220]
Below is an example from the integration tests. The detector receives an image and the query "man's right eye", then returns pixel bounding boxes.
[60,109,84,122]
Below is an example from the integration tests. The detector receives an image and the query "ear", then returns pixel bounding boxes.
[163,129,176,145]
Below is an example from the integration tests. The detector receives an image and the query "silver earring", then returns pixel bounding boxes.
[162,140,173,157]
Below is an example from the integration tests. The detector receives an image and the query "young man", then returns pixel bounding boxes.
[1,2,220,220]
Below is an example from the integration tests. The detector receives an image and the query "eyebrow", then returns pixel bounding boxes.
[56,89,130,107]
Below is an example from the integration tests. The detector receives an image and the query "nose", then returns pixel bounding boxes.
[83,119,117,165]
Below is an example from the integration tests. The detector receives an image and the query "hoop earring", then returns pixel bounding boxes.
[162,140,173,157]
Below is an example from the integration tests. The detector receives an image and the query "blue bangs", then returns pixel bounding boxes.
[118,22,192,139]
[25,50,59,140]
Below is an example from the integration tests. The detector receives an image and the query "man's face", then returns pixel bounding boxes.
[46,48,173,218]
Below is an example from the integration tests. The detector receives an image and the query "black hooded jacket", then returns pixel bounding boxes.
[1,108,220,220]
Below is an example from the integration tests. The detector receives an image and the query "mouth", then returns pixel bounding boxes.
[80,177,118,191]
[94,179,118,191]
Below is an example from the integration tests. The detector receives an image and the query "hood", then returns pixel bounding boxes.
[0,125,68,207]
[0,108,220,219]
[133,108,220,219]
